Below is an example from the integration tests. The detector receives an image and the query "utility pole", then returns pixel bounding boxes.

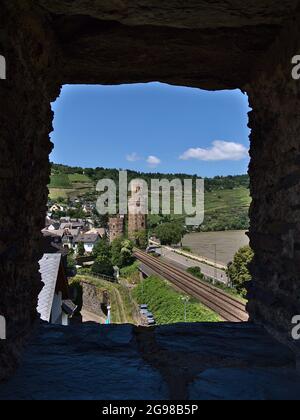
[139,271,145,303]
[181,296,189,322]
[213,244,217,285]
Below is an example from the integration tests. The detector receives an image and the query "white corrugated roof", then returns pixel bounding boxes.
[37,254,61,322]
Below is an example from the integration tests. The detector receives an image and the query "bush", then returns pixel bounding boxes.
[120,261,140,284]
[182,246,192,253]
[187,266,205,280]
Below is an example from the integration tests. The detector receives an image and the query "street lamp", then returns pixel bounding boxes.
[181,296,190,322]
[105,305,111,325]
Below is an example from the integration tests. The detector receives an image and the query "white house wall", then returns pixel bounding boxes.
[51,292,62,325]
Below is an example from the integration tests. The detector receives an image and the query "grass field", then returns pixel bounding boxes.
[68,173,92,183]
[48,173,72,189]
[182,230,249,265]
[48,172,94,200]
[133,275,221,324]
[48,188,69,200]
[205,187,250,213]
[200,187,250,231]
[153,187,251,231]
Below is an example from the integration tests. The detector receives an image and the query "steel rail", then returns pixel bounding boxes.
[134,249,249,322]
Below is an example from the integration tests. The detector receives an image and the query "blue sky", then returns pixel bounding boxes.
[50,83,250,177]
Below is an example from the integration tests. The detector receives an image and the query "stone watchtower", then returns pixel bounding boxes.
[108,215,124,243]
[128,181,147,241]
[128,212,147,240]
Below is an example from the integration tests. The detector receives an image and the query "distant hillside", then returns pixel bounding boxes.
[50,163,249,192]
[49,166,94,200]
[49,163,250,231]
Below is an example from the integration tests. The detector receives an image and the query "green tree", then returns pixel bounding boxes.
[119,239,134,267]
[111,237,124,266]
[155,222,184,246]
[77,241,85,257]
[93,238,111,259]
[148,214,163,230]
[226,246,254,296]
[67,208,85,219]
[93,212,109,229]
[67,253,76,275]
[111,237,135,268]
[92,255,114,277]
[134,230,148,249]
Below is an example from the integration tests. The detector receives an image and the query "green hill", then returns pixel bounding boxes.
[49,163,250,231]
[202,187,250,231]
[49,169,94,200]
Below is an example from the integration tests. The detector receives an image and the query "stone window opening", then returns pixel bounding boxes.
[48,83,251,329]
[1,2,300,389]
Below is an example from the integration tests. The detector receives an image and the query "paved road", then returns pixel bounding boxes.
[160,247,229,285]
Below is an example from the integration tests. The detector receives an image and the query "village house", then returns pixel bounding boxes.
[60,217,71,224]
[61,228,81,249]
[86,228,106,238]
[82,203,95,214]
[74,233,101,254]
[43,216,97,251]
[37,254,77,326]
[42,227,80,250]
[59,222,85,232]
[59,218,94,231]
[45,219,60,231]
[49,203,65,213]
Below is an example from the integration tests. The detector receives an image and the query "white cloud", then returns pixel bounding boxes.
[126,152,141,162]
[147,155,161,168]
[179,141,248,162]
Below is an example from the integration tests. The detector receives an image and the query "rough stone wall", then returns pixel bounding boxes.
[81,282,107,317]
[246,16,300,358]
[128,181,147,241]
[0,1,61,381]
[37,0,298,90]
[108,216,124,243]
[128,214,147,241]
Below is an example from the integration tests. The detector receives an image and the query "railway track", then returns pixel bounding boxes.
[134,249,249,323]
